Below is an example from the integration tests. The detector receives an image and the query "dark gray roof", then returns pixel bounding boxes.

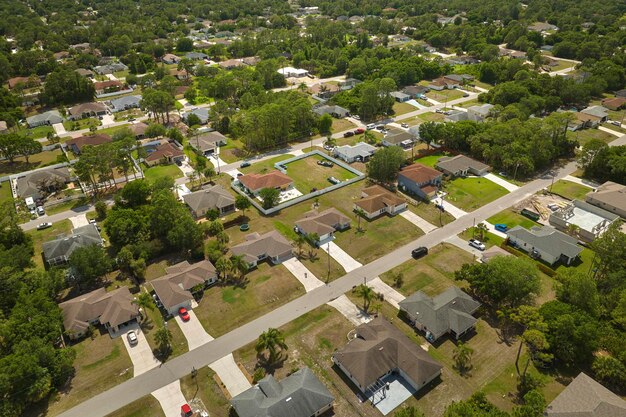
[383,130,415,145]
[188,131,227,152]
[42,224,103,263]
[506,225,582,260]
[183,107,209,124]
[110,95,141,111]
[545,372,626,417]
[16,166,72,200]
[334,142,376,160]
[230,367,333,417]
[182,185,235,213]
[26,110,63,126]
[399,287,480,340]
[313,105,349,117]
[436,154,491,174]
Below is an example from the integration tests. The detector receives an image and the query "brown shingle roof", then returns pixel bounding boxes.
[333,316,442,390]
[586,181,626,214]
[231,231,293,264]
[145,142,184,162]
[68,102,107,116]
[295,208,350,236]
[239,171,293,192]
[66,133,112,152]
[151,260,216,310]
[355,185,405,214]
[399,163,442,184]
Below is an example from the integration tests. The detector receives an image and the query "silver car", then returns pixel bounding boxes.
[127,330,138,345]
[468,239,486,251]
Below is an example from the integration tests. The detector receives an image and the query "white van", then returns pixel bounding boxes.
[366,123,376,130]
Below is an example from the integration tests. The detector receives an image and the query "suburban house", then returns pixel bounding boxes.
[59,287,140,340]
[445,109,469,123]
[109,95,141,112]
[151,260,217,315]
[295,208,351,243]
[402,85,430,98]
[382,130,415,148]
[545,372,626,417]
[16,166,73,201]
[188,131,227,155]
[26,110,63,128]
[601,97,626,111]
[183,185,236,218]
[7,76,41,90]
[510,51,527,60]
[443,74,473,85]
[68,102,107,120]
[391,91,411,102]
[94,80,125,95]
[506,225,583,266]
[144,141,185,166]
[354,185,407,219]
[339,78,361,90]
[242,56,261,66]
[399,287,481,342]
[309,83,341,99]
[277,67,309,77]
[169,69,189,81]
[65,133,112,154]
[397,163,443,199]
[161,53,181,64]
[467,103,494,121]
[42,224,104,266]
[238,171,293,195]
[580,106,609,123]
[129,122,148,139]
[333,142,377,163]
[570,112,602,130]
[230,368,334,417]
[585,181,626,219]
[218,58,245,69]
[429,77,459,90]
[183,107,209,124]
[185,52,209,61]
[435,154,491,177]
[616,89,626,98]
[231,231,294,267]
[528,22,559,32]
[313,104,350,118]
[480,245,513,263]
[549,199,619,242]
[93,63,128,75]
[332,316,443,397]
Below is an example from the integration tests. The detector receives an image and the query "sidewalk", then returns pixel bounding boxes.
[399,210,438,233]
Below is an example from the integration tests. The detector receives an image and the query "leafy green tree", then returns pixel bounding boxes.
[394,406,425,417]
[120,180,152,208]
[555,270,600,317]
[134,291,155,320]
[0,133,20,163]
[186,113,201,127]
[176,38,193,52]
[259,187,280,209]
[15,136,42,163]
[318,113,333,134]
[216,256,233,281]
[355,284,375,313]
[154,325,173,356]
[69,245,113,288]
[256,328,288,365]
[104,207,150,248]
[41,66,95,106]
[230,254,249,282]
[235,195,251,218]
[367,146,405,184]
[94,201,108,220]
[592,356,626,393]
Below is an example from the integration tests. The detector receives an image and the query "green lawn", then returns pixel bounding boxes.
[0,148,64,177]
[408,201,455,227]
[426,89,465,102]
[106,395,165,417]
[17,125,55,139]
[555,247,595,275]
[413,151,451,167]
[458,227,505,248]
[567,128,615,146]
[96,125,131,137]
[63,118,101,131]
[219,138,246,163]
[442,176,509,212]
[487,209,540,230]
[27,219,73,268]
[0,181,13,205]
[392,102,417,116]
[141,304,188,360]
[45,195,90,216]
[180,367,230,417]
[238,154,294,175]
[331,118,356,133]
[549,180,592,201]
[283,154,358,192]
[143,164,183,182]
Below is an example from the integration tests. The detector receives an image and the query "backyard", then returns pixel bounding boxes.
[143,164,183,182]
[27,219,73,268]
[0,148,64,177]
[549,180,592,201]
[487,209,540,230]
[282,153,359,192]
[442,176,509,212]
[414,151,452,167]
[392,101,418,116]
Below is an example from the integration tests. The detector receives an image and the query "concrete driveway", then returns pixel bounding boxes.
[101,114,115,126]
[69,213,89,228]
[53,122,66,135]
[282,258,325,292]
[120,322,160,377]
[399,210,437,233]
[320,241,362,272]
[175,310,213,350]
[208,354,251,397]
[368,278,404,309]
[483,173,519,192]
[432,196,468,219]
[327,295,371,326]
[445,235,482,259]
[151,382,188,417]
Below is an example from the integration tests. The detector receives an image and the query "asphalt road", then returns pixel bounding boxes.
[58,159,578,417]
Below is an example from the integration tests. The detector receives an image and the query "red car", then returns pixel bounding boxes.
[181,404,193,417]
[354,128,365,134]
[178,307,190,322]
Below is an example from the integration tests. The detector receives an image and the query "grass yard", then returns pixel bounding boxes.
[409,201,455,226]
[143,164,183,182]
[180,367,230,417]
[331,118,356,133]
[45,195,90,216]
[0,181,13,205]
[426,89,465,102]
[238,154,294,175]
[487,209,540,230]
[193,263,306,337]
[27,219,73,268]
[0,148,64,177]
[414,151,451,167]
[219,138,246,163]
[96,125,131,137]
[17,125,55,139]
[442,177,509,212]
[283,154,358,192]
[392,102,417,116]
[63,118,101,132]
[105,395,165,417]
[567,128,614,146]
[419,112,446,122]
[43,333,133,416]
[458,227,505,249]
[549,179,592,201]
[140,305,189,360]
[554,246,595,275]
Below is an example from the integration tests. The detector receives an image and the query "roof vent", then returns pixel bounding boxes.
[285,397,292,402]
[379,347,384,351]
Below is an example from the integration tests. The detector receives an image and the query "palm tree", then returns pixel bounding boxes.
[354,208,366,232]
[215,256,233,282]
[204,166,216,183]
[255,328,288,365]
[355,284,375,313]
[294,234,307,257]
[453,341,474,375]
[230,254,249,282]
[155,325,173,355]
[475,223,489,241]
[134,291,155,322]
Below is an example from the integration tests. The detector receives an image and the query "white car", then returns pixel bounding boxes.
[36,222,52,230]
[401,123,409,128]
[127,331,138,346]
[366,123,376,130]
[468,239,486,251]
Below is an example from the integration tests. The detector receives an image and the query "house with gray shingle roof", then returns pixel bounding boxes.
[26,110,64,128]
[333,142,376,163]
[230,367,334,417]
[42,224,104,266]
[188,130,227,155]
[231,231,293,268]
[399,287,480,341]
[183,107,209,125]
[295,208,350,243]
[109,95,141,112]
[16,166,73,201]
[585,181,626,219]
[435,154,491,177]
[506,225,582,266]
[313,104,349,118]
[545,372,626,417]
[182,185,235,218]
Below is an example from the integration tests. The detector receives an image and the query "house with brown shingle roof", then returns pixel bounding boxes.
[59,287,140,340]
[129,122,148,139]
[144,141,185,166]
[601,97,626,111]
[332,316,442,396]
[65,133,112,154]
[231,231,294,268]
[183,185,235,218]
[238,171,293,195]
[295,208,351,243]
[68,102,107,120]
[585,181,626,219]
[94,80,124,95]
[218,58,245,69]
[151,260,217,315]
[354,185,407,219]
[397,163,443,199]
[7,76,40,90]
[545,372,626,417]
[435,154,491,177]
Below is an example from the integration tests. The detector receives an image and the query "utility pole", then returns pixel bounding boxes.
[326,242,331,283]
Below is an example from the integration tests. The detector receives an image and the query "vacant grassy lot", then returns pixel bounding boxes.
[393,102,417,116]
[63,118,101,131]
[458,227,504,249]
[567,128,615,146]
[408,201,455,227]
[283,154,358,192]
[27,219,73,268]
[549,179,592,201]
[44,333,133,416]
[17,125,55,139]
[443,177,508,212]
[331,118,356,133]
[219,138,246,163]
[487,209,540,230]
[180,367,230,417]
[0,181,13,205]
[143,164,183,182]
[194,263,306,337]
[106,395,165,417]
[0,148,64,177]
[238,154,294,175]
[426,89,465,102]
